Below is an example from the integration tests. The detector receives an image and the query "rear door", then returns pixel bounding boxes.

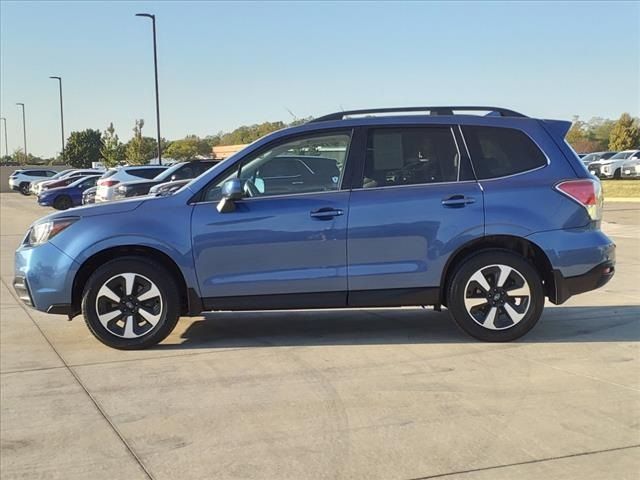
[346,125,484,306]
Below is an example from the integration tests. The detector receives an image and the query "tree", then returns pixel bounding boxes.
[63,129,103,168]
[219,121,286,145]
[125,119,157,164]
[566,116,587,150]
[609,113,640,151]
[100,123,125,167]
[164,135,211,161]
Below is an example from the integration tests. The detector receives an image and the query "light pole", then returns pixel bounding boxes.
[49,76,65,156]
[0,117,7,158]
[135,13,162,165]
[16,103,27,163]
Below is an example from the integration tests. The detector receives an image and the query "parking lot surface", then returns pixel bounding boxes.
[1,192,638,480]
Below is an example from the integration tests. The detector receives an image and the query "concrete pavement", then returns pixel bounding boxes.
[1,192,638,479]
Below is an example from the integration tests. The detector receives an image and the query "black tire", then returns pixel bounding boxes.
[53,195,72,210]
[613,168,621,179]
[447,250,544,342]
[19,182,30,195]
[82,257,181,349]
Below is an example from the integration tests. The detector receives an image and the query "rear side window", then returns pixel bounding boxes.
[463,126,547,179]
[362,127,459,188]
[127,167,166,179]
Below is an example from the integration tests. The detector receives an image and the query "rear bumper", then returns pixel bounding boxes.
[551,261,615,304]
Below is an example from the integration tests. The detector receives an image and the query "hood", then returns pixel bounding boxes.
[35,197,145,225]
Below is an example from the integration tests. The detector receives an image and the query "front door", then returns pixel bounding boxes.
[191,131,353,309]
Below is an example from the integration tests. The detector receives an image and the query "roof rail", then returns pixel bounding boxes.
[309,106,527,123]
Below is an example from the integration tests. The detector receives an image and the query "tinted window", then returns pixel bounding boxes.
[203,133,350,201]
[25,170,44,177]
[128,167,166,179]
[463,126,547,179]
[362,127,459,188]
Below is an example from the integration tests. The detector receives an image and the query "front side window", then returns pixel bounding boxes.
[203,132,350,201]
[463,126,547,179]
[362,127,459,188]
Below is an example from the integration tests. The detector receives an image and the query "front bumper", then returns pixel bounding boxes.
[14,241,79,314]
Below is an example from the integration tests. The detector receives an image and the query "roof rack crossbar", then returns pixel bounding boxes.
[309,106,527,123]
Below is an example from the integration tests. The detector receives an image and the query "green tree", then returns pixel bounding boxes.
[63,129,103,168]
[164,135,211,161]
[125,119,157,164]
[609,113,640,151]
[219,121,286,145]
[100,123,125,167]
[585,117,615,150]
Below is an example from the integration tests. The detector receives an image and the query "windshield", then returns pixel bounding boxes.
[51,169,74,179]
[610,151,637,160]
[581,153,597,162]
[153,162,184,181]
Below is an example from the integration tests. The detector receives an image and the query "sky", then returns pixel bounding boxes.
[1,1,639,158]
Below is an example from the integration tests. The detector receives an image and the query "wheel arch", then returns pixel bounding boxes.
[440,235,556,305]
[71,245,202,318]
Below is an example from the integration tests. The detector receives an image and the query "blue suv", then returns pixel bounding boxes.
[14,107,615,349]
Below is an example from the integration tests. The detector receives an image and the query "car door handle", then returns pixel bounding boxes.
[310,207,344,219]
[441,194,476,208]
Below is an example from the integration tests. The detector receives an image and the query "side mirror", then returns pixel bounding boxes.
[217,178,244,213]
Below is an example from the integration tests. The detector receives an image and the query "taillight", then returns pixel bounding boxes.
[99,180,119,187]
[555,178,603,221]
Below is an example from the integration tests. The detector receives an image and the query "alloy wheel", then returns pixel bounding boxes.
[463,264,531,330]
[95,273,163,339]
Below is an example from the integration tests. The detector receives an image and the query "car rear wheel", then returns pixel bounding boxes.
[447,250,544,342]
[53,195,72,210]
[82,257,180,349]
[19,182,30,195]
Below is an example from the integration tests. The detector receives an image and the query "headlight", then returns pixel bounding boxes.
[26,217,79,247]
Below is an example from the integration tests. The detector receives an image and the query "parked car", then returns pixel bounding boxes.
[95,165,169,203]
[114,160,217,200]
[8,169,57,195]
[621,156,640,179]
[34,169,103,195]
[37,175,101,210]
[39,171,100,193]
[13,106,615,349]
[588,150,640,179]
[82,186,98,205]
[580,151,616,168]
[148,179,191,196]
[29,168,77,194]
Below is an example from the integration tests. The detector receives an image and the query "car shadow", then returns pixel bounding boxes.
[156,305,640,350]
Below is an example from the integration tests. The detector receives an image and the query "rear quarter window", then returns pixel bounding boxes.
[463,126,547,179]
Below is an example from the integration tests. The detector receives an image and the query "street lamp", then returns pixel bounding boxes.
[0,117,7,158]
[49,76,65,156]
[16,103,27,163]
[135,12,162,165]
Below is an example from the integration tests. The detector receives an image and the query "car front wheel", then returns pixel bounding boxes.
[19,182,30,195]
[447,250,544,342]
[82,257,181,349]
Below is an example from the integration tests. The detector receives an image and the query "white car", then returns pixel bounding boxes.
[32,169,103,195]
[589,150,640,179]
[8,168,58,195]
[95,165,168,202]
[621,156,640,179]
